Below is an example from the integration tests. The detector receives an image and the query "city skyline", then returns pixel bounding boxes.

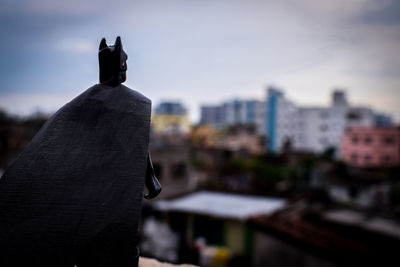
[0,0,399,122]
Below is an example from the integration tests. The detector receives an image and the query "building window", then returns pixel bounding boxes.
[382,136,395,145]
[352,136,358,144]
[347,112,361,120]
[364,155,371,162]
[319,124,329,132]
[319,137,329,145]
[320,111,329,119]
[381,155,391,164]
[351,153,358,162]
[364,136,372,145]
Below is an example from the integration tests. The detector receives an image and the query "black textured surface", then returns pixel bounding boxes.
[0,84,151,266]
[99,36,128,87]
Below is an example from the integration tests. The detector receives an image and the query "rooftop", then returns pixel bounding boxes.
[323,209,400,239]
[249,202,400,266]
[155,191,286,221]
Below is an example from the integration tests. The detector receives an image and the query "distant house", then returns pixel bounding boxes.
[250,202,400,267]
[266,89,377,154]
[149,141,196,199]
[340,126,400,168]
[200,100,265,134]
[143,191,286,266]
[152,102,191,135]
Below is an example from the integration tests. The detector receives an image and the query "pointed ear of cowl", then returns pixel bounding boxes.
[114,36,122,50]
[99,38,107,50]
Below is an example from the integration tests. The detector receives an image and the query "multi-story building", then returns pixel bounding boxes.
[152,101,191,135]
[340,126,400,168]
[200,105,225,129]
[201,87,393,154]
[246,100,266,135]
[149,142,196,199]
[265,87,298,152]
[374,113,393,127]
[200,99,265,134]
[265,89,379,154]
[155,101,187,115]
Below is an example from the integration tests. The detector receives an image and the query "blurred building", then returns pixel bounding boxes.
[155,102,187,115]
[218,124,264,155]
[149,102,195,199]
[267,89,379,154]
[200,100,265,134]
[340,126,400,168]
[190,123,265,155]
[295,102,374,153]
[374,113,393,127]
[250,202,400,267]
[144,190,400,267]
[149,142,196,199]
[200,105,226,130]
[189,125,218,149]
[265,87,298,152]
[152,102,191,135]
[147,191,286,266]
[201,87,392,155]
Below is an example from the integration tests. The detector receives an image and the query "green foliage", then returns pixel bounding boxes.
[0,110,49,168]
[22,116,48,131]
[334,160,349,177]
[0,109,11,124]
[227,157,287,191]
[320,147,336,161]
[190,158,208,170]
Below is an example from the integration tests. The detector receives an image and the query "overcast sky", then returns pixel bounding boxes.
[0,0,399,122]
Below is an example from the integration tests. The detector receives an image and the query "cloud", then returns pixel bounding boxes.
[0,92,74,116]
[54,39,97,54]
[295,0,392,20]
[0,0,134,16]
[356,0,400,25]
[0,0,399,123]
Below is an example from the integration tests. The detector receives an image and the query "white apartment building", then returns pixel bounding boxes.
[266,89,376,154]
[265,87,298,152]
[293,106,349,153]
[201,87,389,154]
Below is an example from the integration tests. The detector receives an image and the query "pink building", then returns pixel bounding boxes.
[340,126,400,168]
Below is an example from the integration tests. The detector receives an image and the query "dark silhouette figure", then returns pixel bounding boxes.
[0,36,161,267]
[98,36,161,198]
[99,36,127,86]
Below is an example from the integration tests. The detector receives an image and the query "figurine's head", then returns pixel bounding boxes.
[98,36,128,87]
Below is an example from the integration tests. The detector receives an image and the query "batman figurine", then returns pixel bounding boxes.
[0,37,161,267]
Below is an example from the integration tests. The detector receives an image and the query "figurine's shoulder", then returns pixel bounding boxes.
[118,84,151,105]
[82,84,151,106]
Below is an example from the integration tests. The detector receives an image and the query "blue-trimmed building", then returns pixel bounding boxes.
[200,87,392,154]
[265,87,297,153]
[200,99,265,134]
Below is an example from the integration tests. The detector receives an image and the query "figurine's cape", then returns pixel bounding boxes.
[0,84,151,265]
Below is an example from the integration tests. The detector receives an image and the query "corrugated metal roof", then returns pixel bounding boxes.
[155,191,286,221]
